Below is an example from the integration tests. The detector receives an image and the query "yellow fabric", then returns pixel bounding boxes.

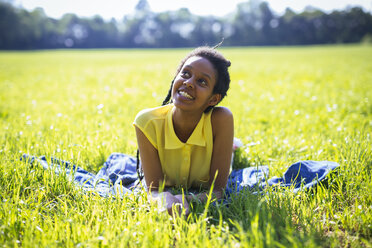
[133,104,213,188]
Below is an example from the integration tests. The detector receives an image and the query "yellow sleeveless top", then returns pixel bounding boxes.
[133,104,213,188]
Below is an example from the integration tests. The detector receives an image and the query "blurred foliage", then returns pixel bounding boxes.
[1,0,372,49]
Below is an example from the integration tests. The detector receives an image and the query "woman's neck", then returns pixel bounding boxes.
[172,107,203,143]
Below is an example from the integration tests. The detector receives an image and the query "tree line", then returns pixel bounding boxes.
[1,0,372,49]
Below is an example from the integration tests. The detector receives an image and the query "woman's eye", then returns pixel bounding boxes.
[181,71,190,78]
[198,79,207,86]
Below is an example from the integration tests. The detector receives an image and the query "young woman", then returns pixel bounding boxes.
[133,47,233,215]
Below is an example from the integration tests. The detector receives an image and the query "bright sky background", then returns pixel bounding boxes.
[13,0,372,20]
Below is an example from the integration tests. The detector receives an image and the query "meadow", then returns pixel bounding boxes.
[0,45,371,247]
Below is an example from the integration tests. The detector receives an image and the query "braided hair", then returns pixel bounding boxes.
[136,46,232,184]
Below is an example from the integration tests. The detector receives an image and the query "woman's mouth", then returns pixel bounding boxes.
[178,90,194,100]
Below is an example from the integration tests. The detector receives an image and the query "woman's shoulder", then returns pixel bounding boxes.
[211,106,233,121]
[134,104,172,126]
[211,106,234,134]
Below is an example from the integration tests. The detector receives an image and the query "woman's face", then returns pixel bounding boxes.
[171,56,220,113]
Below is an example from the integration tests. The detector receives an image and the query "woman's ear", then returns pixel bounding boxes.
[208,93,222,106]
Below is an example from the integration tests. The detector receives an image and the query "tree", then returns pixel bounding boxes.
[1,0,372,49]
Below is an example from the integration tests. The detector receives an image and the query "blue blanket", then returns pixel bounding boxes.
[21,153,339,198]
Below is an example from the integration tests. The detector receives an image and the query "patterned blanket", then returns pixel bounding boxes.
[21,153,339,198]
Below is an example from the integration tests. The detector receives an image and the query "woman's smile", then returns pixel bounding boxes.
[178,90,194,100]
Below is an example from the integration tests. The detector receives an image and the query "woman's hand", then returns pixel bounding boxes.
[149,191,189,216]
[174,194,190,216]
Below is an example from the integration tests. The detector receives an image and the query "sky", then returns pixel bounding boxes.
[12,0,372,20]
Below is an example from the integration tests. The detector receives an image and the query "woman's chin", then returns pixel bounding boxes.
[173,96,193,107]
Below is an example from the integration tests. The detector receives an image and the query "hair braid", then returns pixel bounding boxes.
[162,80,174,106]
[136,148,143,184]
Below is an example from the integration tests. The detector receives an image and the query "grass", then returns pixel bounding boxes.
[0,45,371,247]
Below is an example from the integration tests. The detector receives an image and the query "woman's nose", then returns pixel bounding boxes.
[183,78,194,88]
